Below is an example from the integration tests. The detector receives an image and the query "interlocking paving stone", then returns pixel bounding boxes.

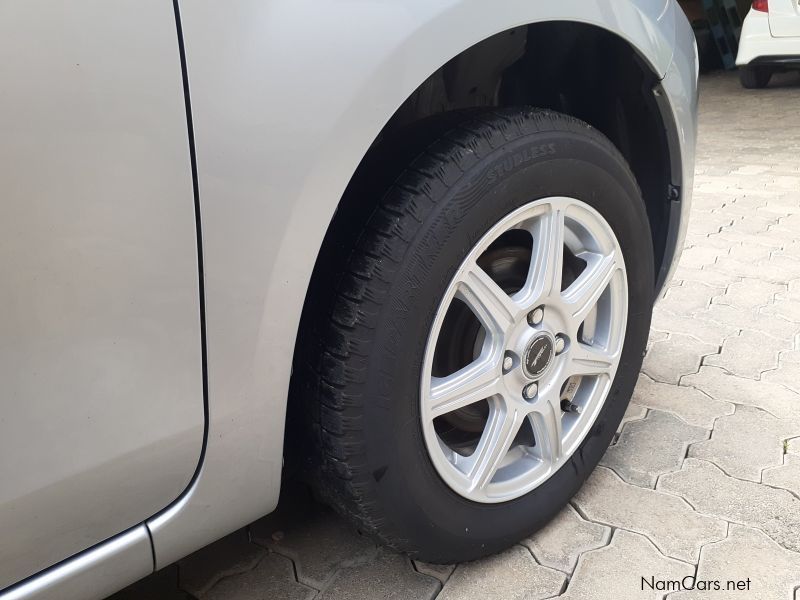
[671,265,737,287]
[107,566,190,600]
[762,454,800,497]
[556,530,693,600]
[787,437,800,456]
[436,546,567,600]
[178,530,265,597]
[412,561,455,585]
[716,256,800,283]
[616,402,647,434]
[703,329,788,379]
[631,374,733,429]
[521,505,610,573]
[573,467,726,562]
[725,242,774,263]
[683,366,800,420]
[436,546,565,600]
[601,410,707,488]
[317,552,440,600]
[670,526,800,600]
[677,246,728,269]
[650,309,738,346]
[700,302,794,341]
[763,348,800,394]
[250,505,378,590]
[762,296,800,323]
[660,282,725,314]
[203,553,316,600]
[641,334,718,384]
[714,278,784,310]
[658,458,800,553]
[688,406,798,481]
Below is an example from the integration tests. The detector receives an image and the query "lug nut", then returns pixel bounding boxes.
[503,355,513,372]
[527,307,544,327]
[523,382,538,399]
[555,336,566,354]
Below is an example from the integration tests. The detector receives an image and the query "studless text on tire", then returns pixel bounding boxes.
[298,107,655,563]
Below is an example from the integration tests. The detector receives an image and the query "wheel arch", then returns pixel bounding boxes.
[146,2,684,569]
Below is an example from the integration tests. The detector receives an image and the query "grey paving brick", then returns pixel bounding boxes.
[762,296,800,323]
[658,458,800,553]
[762,454,800,497]
[641,334,718,384]
[683,366,800,420]
[602,410,707,488]
[250,506,378,590]
[107,566,190,600]
[631,374,733,428]
[650,309,738,346]
[700,302,794,341]
[670,265,737,287]
[678,246,728,269]
[178,530,265,597]
[412,561,455,585]
[660,282,725,314]
[436,546,565,600]
[573,467,726,562]
[521,505,610,573]
[715,255,800,283]
[318,552,439,600]
[704,329,788,379]
[616,402,647,434]
[787,437,800,456]
[763,349,800,394]
[203,553,316,600]
[670,526,800,600]
[714,278,784,310]
[556,530,693,600]
[688,406,799,481]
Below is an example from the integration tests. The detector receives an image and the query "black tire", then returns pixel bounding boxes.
[298,108,654,563]
[739,65,772,89]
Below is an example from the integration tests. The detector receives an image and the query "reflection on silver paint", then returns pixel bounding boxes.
[0,0,204,589]
[655,5,699,297]
[0,528,152,600]
[148,0,688,568]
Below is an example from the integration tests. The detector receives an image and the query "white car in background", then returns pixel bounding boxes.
[737,0,800,87]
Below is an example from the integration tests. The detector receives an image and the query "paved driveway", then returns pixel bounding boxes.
[111,71,800,600]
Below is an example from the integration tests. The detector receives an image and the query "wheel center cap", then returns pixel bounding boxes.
[522,333,555,380]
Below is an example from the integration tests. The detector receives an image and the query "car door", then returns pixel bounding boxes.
[0,0,204,589]
[768,0,800,36]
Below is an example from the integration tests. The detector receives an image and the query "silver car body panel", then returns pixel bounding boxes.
[1,0,696,597]
[0,0,203,591]
[0,529,152,600]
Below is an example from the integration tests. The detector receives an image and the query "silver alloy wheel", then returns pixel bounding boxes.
[420,197,628,503]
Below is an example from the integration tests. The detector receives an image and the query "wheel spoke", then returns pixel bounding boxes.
[428,355,502,419]
[528,388,563,464]
[521,204,565,303]
[456,263,518,336]
[562,252,618,326]
[467,401,522,491]
[568,343,617,378]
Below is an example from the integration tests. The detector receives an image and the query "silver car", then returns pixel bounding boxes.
[0,1,698,598]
